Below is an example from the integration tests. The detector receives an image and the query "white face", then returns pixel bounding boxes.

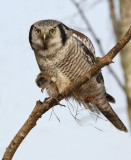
[30,23,64,53]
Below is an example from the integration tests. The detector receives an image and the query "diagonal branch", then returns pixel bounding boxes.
[2,26,131,160]
[71,0,125,92]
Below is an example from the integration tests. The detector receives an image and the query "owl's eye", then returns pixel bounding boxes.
[35,29,41,35]
[49,29,56,35]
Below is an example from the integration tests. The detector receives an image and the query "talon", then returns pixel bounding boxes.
[58,103,66,107]
[41,88,44,93]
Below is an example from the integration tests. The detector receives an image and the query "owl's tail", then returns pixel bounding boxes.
[84,96,128,132]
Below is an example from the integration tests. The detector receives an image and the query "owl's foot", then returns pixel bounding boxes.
[36,72,52,93]
[36,73,46,88]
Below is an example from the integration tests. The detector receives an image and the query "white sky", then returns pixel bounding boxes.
[0,0,131,160]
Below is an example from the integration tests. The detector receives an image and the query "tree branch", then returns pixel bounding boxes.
[108,0,119,40]
[2,26,131,160]
[71,0,125,92]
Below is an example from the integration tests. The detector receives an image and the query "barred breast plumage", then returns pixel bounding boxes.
[29,19,128,132]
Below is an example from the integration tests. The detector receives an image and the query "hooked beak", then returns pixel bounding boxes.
[43,33,46,41]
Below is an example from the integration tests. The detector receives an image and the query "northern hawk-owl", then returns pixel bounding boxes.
[29,19,127,132]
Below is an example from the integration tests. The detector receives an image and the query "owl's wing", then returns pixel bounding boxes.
[71,29,116,104]
[71,29,95,57]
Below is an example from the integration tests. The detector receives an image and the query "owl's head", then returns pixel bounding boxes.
[29,20,70,54]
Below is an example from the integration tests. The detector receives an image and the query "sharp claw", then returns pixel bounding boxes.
[41,88,44,93]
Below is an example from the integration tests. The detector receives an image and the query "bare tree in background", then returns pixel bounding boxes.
[108,0,131,126]
[71,0,131,127]
[71,0,125,91]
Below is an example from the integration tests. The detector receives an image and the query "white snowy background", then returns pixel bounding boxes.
[0,0,131,160]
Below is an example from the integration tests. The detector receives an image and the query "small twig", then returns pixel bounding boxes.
[108,0,119,40]
[52,108,61,122]
[49,107,60,122]
[49,107,54,121]
[2,26,131,160]
[88,123,103,132]
[71,0,125,92]
[67,105,81,124]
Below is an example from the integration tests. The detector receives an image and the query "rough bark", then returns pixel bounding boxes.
[109,0,131,127]
[119,0,131,126]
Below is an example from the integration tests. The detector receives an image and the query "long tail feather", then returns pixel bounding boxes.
[85,97,128,132]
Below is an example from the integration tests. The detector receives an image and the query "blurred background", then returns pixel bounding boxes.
[0,0,131,160]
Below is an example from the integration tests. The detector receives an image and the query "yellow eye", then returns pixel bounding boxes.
[35,29,41,35]
[49,29,56,35]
